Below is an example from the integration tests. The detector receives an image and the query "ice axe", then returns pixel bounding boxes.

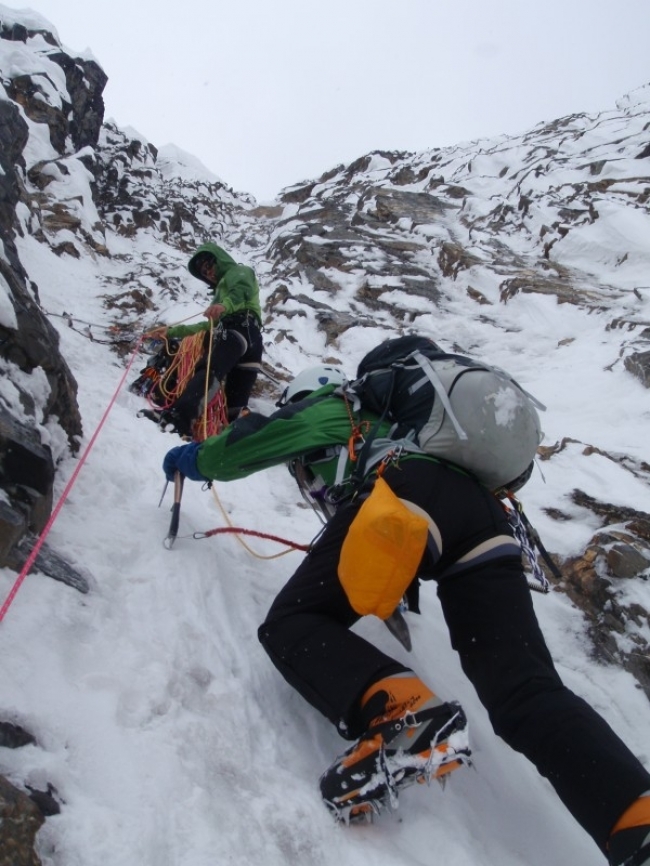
[161,471,184,549]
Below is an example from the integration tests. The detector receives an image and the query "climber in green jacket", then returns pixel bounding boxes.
[161,365,650,863]
[148,242,263,435]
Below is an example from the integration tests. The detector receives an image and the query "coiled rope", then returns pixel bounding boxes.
[147,319,229,441]
[152,332,207,409]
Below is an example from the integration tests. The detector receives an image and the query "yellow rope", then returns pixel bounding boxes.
[147,317,229,437]
[192,320,229,441]
[202,319,215,432]
[154,333,206,407]
[210,484,298,560]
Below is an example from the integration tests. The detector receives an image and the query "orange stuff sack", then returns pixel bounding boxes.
[338,476,429,620]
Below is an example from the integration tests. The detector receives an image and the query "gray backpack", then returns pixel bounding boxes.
[346,335,545,492]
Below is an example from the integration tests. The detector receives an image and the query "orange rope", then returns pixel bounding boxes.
[146,322,229,440]
[159,334,206,403]
[147,332,207,411]
[190,320,230,441]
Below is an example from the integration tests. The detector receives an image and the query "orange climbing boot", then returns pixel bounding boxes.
[319,672,470,822]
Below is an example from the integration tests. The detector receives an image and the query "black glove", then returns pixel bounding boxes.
[162,442,208,482]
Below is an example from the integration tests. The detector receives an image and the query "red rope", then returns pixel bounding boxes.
[194,526,311,551]
[0,336,144,623]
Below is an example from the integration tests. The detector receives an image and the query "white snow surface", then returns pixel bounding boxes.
[156,144,223,185]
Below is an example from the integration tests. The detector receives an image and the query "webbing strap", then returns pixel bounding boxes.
[333,444,350,487]
[412,350,468,440]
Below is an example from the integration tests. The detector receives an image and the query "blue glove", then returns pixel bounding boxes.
[163,442,208,482]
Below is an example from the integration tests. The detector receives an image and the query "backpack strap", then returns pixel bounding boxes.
[411,350,468,441]
[333,443,350,487]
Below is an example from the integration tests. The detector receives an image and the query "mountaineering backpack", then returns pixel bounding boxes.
[345,335,545,493]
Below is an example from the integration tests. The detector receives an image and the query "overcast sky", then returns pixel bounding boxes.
[12,0,650,201]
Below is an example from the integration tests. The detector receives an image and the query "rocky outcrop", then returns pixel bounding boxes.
[0,775,44,866]
[552,492,650,698]
[0,721,60,866]
[0,195,82,573]
[1,14,106,153]
[537,438,650,697]
[624,349,650,387]
[94,123,254,254]
[0,16,86,569]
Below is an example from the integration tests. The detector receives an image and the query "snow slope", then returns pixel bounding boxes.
[1,224,650,865]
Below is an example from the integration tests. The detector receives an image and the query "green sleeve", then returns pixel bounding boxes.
[165,320,210,339]
[196,389,360,481]
[216,266,261,318]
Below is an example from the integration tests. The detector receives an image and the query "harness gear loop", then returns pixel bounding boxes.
[375,445,405,478]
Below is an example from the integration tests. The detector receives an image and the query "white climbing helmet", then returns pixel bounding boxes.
[277,365,346,407]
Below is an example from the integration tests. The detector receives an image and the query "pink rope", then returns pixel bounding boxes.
[0,337,143,623]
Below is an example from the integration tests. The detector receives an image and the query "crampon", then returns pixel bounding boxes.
[320,700,471,824]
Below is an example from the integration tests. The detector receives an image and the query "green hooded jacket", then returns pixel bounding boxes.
[166,242,262,339]
[195,385,397,492]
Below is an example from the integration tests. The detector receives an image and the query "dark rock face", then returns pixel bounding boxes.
[0,16,87,570]
[0,231,82,570]
[0,15,106,153]
[49,52,107,151]
[624,349,650,387]
[0,101,28,235]
[0,722,36,750]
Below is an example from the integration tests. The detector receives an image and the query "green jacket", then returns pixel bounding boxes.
[166,242,262,339]
[196,386,396,496]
